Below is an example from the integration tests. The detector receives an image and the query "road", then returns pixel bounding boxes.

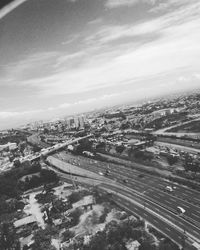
[51,169,199,249]
[155,141,200,154]
[20,134,93,163]
[153,118,200,135]
[54,152,200,229]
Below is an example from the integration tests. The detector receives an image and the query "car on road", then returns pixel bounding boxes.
[177,206,186,214]
[165,186,173,192]
[98,171,104,176]
[123,179,128,183]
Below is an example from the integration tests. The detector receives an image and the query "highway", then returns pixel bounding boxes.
[56,152,200,202]
[20,135,200,248]
[50,169,199,250]
[54,152,200,229]
[155,141,200,155]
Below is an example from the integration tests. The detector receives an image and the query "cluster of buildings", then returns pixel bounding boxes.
[23,115,86,134]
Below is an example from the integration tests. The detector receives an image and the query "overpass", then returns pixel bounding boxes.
[20,134,93,163]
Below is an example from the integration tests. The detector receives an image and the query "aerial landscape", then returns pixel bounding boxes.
[0,0,200,250]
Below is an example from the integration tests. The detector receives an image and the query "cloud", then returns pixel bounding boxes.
[1,51,59,83]
[88,1,200,46]
[178,76,188,82]
[58,93,121,109]
[88,18,102,25]
[6,12,200,98]
[194,73,200,80]
[149,0,197,13]
[61,34,80,45]
[1,0,200,125]
[0,93,121,121]
[105,0,157,9]
[0,0,30,20]
[55,51,87,68]
[0,109,44,119]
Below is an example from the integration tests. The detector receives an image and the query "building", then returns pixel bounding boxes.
[74,117,80,129]
[0,142,17,151]
[126,240,140,250]
[79,116,85,129]
[14,215,37,228]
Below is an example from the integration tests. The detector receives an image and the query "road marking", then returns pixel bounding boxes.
[164,200,173,205]
[165,227,171,232]
[191,213,200,219]
[152,219,159,224]
[182,204,190,209]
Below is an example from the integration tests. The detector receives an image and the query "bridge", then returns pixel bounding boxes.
[20,134,93,163]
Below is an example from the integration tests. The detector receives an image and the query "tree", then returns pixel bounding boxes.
[139,241,156,250]
[61,229,75,242]
[32,228,57,250]
[106,221,122,244]
[167,155,178,166]
[116,145,125,154]
[35,192,56,204]
[76,139,93,154]
[87,231,107,250]
[109,242,127,250]
[69,208,82,226]
[159,238,180,250]
[13,159,21,168]
[0,223,17,250]
[51,198,71,216]
[40,169,58,183]
[68,192,82,204]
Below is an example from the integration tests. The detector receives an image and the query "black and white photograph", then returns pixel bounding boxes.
[0,0,200,249]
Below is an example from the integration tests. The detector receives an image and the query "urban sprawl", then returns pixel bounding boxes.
[1,92,200,250]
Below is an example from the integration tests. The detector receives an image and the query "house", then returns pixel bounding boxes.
[126,240,140,250]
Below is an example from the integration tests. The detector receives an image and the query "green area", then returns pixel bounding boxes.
[167,120,200,133]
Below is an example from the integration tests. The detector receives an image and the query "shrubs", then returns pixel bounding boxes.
[68,190,91,205]
[61,229,75,242]
[35,192,56,204]
[32,227,57,250]
[69,208,83,226]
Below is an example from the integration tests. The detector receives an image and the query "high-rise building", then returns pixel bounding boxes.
[70,118,75,129]
[74,117,80,129]
[79,116,85,129]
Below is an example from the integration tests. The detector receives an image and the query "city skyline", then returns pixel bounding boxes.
[0,0,200,129]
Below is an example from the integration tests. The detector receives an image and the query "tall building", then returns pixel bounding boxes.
[79,116,85,129]
[69,118,75,129]
[74,117,80,129]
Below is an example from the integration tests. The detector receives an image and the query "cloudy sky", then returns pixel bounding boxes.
[0,0,200,129]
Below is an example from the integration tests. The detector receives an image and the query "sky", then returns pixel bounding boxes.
[0,0,200,129]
